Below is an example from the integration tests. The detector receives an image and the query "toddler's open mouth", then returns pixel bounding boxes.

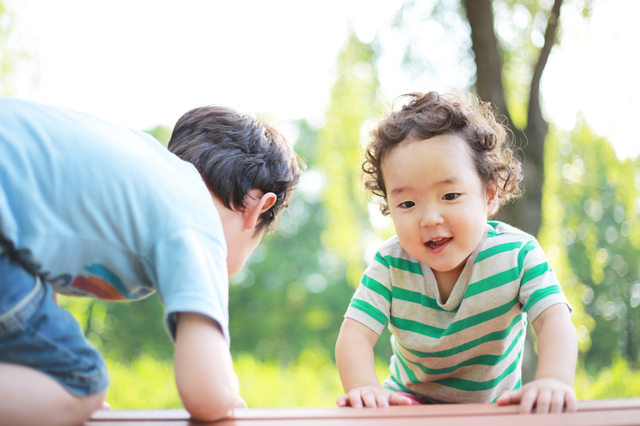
[426,237,451,249]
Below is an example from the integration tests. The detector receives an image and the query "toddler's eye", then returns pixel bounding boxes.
[399,201,415,209]
[443,193,459,201]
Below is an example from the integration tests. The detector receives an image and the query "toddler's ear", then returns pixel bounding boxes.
[244,191,277,230]
[486,182,498,215]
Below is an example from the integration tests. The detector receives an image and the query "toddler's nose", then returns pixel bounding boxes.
[419,208,444,228]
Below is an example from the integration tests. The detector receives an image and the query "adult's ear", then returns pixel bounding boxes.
[244,191,277,231]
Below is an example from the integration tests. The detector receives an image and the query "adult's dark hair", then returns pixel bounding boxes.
[363,91,523,215]
[168,105,303,234]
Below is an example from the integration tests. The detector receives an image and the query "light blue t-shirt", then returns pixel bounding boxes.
[0,98,229,341]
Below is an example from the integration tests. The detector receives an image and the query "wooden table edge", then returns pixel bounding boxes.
[89,398,640,421]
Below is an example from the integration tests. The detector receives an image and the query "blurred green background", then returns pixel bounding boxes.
[3,0,640,408]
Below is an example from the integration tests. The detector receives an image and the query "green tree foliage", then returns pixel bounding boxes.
[60,295,174,364]
[575,356,640,399]
[100,346,392,409]
[0,0,27,95]
[226,29,395,365]
[317,30,384,288]
[539,118,640,374]
[145,124,172,147]
[105,355,182,409]
[227,119,355,364]
[493,0,593,127]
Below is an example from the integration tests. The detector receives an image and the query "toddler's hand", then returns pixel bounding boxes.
[337,385,412,408]
[235,396,248,408]
[496,377,577,414]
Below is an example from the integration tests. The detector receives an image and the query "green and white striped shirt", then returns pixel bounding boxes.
[345,221,571,403]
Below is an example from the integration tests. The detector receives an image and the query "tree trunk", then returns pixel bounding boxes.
[463,0,563,238]
[463,0,564,383]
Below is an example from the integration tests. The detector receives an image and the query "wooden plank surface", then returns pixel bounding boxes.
[213,410,640,426]
[86,398,640,425]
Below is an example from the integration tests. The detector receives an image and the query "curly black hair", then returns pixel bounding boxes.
[363,91,523,215]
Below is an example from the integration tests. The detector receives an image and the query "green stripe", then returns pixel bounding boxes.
[388,374,413,394]
[522,285,562,313]
[392,287,453,313]
[383,255,423,275]
[486,221,503,237]
[350,299,388,325]
[391,297,519,338]
[444,297,519,336]
[491,378,521,402]
[521,262,551,286]
[517,240,539,271]
[374,252,390,269]
[394,361,403,388]
[475,241,522,264]
[467,239,538,298]
[465,268,519,298]
[361,275,392,303]
[391,316,445,337]
[396,313,523,358]
[395,328,524,376]
[395,349,421,384]
[432,348,522,391]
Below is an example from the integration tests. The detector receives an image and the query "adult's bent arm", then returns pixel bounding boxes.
[174,312,239,421]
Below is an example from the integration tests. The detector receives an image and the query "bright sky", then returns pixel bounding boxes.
[9,0,640,160]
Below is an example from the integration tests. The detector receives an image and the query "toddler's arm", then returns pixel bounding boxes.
[335,318,412,408]
[174,312,240,421]
[497,304,578,414]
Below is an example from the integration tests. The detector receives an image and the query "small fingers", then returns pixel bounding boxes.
[496,390,520,406]
[389,392,413,406]
[549,390,565,414]
[349,390,364,408]
[564,390,578,413]
[235,396,248,409]
[515,379,577,415]
[337,395,348,407]
[338,387,407,409]
[361,389,378,408]
[374,392,390,408]
[519,389,538,414]
[495,394,510,406]
[533,389,552,414]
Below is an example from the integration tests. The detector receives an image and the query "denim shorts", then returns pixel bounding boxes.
[0,251,109,396]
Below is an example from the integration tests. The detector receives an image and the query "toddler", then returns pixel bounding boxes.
[335,91,577,414]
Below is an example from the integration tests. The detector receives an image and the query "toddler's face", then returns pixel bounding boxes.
[382,134,497,286]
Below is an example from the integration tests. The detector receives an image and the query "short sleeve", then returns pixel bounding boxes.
[345,252,393,335]
[517,238,572,322]
[147,227,229,344]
